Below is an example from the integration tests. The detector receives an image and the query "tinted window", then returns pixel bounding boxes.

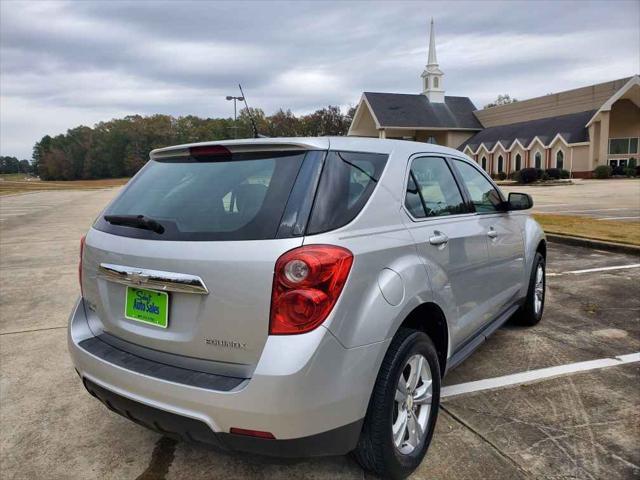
[96,151,306,241]
[306,151,388,234]
[405,157,466,218]
[453,159,503,213]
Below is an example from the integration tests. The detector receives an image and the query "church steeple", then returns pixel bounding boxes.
[421,18,445,102]
[427,17,438,66]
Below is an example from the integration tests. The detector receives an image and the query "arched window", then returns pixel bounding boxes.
[515,153,522,171]
[497,155,504,173]
[481,156,487,171]
[434,77,439,88]
[534,152,542,169]
[556,150,564,170]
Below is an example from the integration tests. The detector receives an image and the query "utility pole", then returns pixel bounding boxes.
[226,95,244,139]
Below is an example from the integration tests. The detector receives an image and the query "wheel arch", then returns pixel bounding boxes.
[398,302,449,376]
[536,239,547,259]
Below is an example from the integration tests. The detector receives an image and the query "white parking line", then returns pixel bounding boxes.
[547,264,640,277]
[597,216,640,221]
[442,352,640,399]
[0,212,37,217]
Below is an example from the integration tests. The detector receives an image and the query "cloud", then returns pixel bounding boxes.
[1,0,638,158]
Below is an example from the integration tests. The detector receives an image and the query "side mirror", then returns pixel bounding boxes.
[507,192,533,211]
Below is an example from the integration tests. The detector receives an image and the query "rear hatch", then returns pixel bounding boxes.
[81,143,326,377]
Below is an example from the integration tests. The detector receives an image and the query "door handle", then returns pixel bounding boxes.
[487,228,498,239]
[429,231,449,246]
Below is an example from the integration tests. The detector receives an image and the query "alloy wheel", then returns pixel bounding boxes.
[534,264,544,315]
[392,354,432,454]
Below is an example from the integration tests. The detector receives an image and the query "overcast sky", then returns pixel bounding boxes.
[1,0,638,158]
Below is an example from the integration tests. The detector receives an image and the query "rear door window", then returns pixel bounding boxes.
[96,151,306,241]
[306,151,388,234]
[405,157,467,218]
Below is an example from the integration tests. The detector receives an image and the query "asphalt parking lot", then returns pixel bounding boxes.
[502,178,640,221]
[1,188,639,480]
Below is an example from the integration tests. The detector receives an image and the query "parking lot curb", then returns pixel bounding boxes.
[546,233,640,256]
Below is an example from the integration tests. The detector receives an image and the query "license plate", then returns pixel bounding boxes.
[125,286,169,328]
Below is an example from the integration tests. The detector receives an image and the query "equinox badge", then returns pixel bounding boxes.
[205,338,247,350]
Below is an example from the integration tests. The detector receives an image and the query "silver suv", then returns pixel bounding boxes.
[68,137,545,479]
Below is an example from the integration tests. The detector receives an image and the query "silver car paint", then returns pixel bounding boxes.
[69,136,544,441]
[82,229,305,377]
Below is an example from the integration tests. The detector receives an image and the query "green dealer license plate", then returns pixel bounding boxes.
[125,287,169,328]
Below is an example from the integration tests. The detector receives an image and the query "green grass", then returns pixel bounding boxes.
[0,177,129,196]
[0,173,37,181]
[534,214,640,246]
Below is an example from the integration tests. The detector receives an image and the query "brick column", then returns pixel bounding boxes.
[545,148,551,169]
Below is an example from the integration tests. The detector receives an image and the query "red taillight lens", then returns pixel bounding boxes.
[79,235,86,296]
[269,245,353,335]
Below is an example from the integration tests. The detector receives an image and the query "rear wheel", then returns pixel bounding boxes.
[514,252,545,326]
[354,328,440,480]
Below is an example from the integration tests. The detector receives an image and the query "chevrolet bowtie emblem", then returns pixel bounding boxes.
[127,272,150,285]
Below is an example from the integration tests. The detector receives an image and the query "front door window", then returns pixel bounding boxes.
[452,159,503,213]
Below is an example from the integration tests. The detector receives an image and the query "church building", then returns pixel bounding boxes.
[347,20,640,178]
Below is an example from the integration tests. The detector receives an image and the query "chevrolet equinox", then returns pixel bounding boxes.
[68,137,546,479]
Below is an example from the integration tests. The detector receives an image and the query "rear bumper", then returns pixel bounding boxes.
[83,377,363,457]
[68,297,386,457]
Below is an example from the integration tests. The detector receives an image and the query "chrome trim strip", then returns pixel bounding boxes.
[98,263,209,295]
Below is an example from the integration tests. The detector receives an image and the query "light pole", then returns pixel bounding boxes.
[226,95,244,139]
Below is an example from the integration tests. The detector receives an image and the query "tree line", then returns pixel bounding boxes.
[30,105,356,181]
[0,156,33,175]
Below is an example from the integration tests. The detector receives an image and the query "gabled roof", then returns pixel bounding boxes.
[460,109,595,152]
[474,76,634,128]
[586,75,640,127]
[363,92,483,130]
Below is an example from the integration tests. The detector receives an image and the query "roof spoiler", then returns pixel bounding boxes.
[150,139,330,160]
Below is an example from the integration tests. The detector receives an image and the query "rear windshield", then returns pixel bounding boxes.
[96,151,306,241]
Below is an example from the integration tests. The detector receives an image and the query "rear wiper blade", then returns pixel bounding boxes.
[104,214,165,234]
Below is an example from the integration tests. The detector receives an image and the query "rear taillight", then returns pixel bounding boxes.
[79,235,86,296]
[269,245,353,335]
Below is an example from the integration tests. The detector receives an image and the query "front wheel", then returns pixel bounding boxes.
[353,328,441,480]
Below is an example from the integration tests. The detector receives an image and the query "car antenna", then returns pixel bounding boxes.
[238,84,266,138]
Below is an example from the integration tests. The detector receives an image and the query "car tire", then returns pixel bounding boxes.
[514,252,546,326]
[353,328,441,480]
